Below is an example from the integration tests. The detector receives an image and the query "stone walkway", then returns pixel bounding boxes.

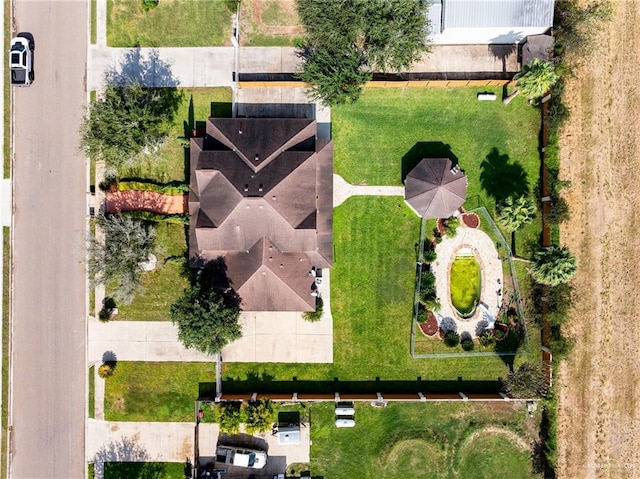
[431,225,503,339]
[333,174,405,207]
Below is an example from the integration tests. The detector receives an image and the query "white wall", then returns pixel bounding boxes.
[430,27,551,45]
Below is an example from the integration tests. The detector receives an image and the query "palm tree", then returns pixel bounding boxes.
[497,195,536,255]
[503,58,559,104]
[529,246,577,287]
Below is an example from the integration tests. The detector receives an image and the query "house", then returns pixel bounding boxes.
[428,0,555,45]
[189,117,333,312]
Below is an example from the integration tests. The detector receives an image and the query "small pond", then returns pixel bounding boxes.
[450,248,481,318]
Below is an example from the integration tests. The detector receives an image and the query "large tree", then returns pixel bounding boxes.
[170,284,242,355]
[529,245,577,287]
[80,80,181,175]
[497,195,536,255]
[296,0,431,105]
[88,214,157,304]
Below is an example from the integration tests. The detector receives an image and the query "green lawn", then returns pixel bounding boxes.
[107,0,236,47]
[121,87,232,184]
[89,366,95,418]
[105,362,215,422]
[450,255,481,316]
[311,401,540,479]
[333,87,541,257]
[104,462,188,479]
[223,197,518,388]
[111,222,189,321]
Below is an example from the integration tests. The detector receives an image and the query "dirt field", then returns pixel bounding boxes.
[556,1,640,478]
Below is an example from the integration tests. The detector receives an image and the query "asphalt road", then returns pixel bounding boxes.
[10,1,87,477]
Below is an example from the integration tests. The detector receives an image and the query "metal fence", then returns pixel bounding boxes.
[410,200,530,358]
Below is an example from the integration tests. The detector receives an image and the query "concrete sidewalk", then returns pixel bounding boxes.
[333,174,405,207]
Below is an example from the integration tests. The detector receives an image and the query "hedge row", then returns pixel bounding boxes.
[118,180,189,196]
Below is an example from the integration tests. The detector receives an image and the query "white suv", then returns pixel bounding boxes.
[10,33,34,87]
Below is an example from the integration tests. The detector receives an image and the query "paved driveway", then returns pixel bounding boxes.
[10,1,88,477]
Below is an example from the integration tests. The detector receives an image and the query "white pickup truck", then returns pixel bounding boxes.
[215,445,267,469]
[10,33,34,87]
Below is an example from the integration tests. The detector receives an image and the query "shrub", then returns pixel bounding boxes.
[494,329,506,341]
[423,248,437,264]
[460,332,474,351]
[214,402,242,434]
[303,297,323,322]
[417,308,428,324]
[443,331,460,347]
[423,298,441,313]
[478,331,496,347]
[461,337,474,351]
[142,0,158,11]
[443,217,460,238]
[243,398,276,434]
[439,317,457,334]
[98,363,115,379]
[546,195,570,225]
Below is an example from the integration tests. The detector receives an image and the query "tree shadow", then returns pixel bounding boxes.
[480,148,529,204]
[91,437,151,479]
[401,142,459,183]
[105,47,180,88]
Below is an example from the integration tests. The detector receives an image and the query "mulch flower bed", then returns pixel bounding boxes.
[462,213,480,228]
[419,312,439,337]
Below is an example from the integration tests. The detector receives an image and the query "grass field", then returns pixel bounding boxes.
[112,222,189,321]
[105,362,215,422]
[310,401,540,479]
[222,197,519,388]
[107,0,236,47]
[333,87,541,258]
[121,87,232,184]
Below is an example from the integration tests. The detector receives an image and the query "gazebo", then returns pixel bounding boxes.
[404,158,467,218]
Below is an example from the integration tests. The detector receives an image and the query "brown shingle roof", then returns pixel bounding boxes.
[404,158,467,219]
[189,118,333,311]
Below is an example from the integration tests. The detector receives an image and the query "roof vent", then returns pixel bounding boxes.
[244,184,249,192]
[255,153,260,162]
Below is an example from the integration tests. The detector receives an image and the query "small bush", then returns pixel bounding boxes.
[439,317,457,334]
[460,332,474,351]
[142,0,159,11]
[443,331,460,347]
[494,329,506,341]
[243,398,275,434]
[214,402,243,434]
[547,195,570,225]
[423,248,437,264]
[417,309,428,324]
[461,337,474,351]
[303,297,323,322]
[98,363,115,379]
[121,210,190,225]
[443,217,460,238]
[423,298,441,313]
[478,331,496,347]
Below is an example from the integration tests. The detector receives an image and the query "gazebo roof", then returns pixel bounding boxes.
[404,158,467,218]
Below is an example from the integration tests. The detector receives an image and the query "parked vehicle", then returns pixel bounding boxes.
[215,445,267,469]
[9,33,34,86]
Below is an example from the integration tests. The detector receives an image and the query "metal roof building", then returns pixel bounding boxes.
[428,0,555,44]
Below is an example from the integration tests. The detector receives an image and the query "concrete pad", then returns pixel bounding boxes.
[255,335,298,362]
[254,312,298,335]
[239,47,299,73]
[296,335,333,363]
[87,420,220,463]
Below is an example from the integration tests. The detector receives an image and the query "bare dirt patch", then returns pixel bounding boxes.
[239,0,302,46]
[556,1,640,478]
